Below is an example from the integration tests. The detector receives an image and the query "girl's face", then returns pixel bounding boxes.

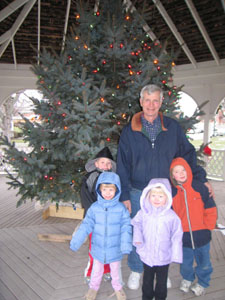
[172,165,187,184]
[100,186,116,200]
[149,189,167,207]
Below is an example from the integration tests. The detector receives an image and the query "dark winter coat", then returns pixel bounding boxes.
[170,157,217,248]
[117,111,207,201]
[80,147,116,214]
[70,172,132,264]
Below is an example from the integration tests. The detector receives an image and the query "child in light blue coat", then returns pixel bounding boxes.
[70,172,132,300]
[132,178,183,300]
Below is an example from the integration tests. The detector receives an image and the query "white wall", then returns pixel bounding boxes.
[0,64,36,106]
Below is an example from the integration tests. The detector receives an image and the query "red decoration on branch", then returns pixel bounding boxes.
[203,145,212,156]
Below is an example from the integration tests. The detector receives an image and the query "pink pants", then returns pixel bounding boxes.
[89,259,123,291]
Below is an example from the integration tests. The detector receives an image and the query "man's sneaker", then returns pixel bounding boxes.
[85,288,97,300]
[167,277,172,288]
[127,271,141,290]
[191,283,205,296]
[103,272,111,281]
[180,279,192,293]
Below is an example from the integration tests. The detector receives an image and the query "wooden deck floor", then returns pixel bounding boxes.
[0,175,225,300]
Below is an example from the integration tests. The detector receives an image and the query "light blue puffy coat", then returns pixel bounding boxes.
[70,172,132,264]
[132,178,183,267]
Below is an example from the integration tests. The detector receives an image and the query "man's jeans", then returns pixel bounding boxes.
[180,242,213,288]
[128,188,144,273]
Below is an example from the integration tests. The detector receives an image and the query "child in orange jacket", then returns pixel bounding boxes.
[170,157,217,297]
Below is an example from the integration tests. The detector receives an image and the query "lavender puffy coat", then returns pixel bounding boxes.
[131,178,183,267]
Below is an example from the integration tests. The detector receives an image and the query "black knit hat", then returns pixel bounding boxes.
[95,147,114,160]
[85,147,116,172]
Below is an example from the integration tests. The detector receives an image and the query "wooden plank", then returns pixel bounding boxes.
[37,233,72,242]
[42,205,84,220]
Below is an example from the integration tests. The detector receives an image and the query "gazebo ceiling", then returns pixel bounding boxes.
[0,0,225,68]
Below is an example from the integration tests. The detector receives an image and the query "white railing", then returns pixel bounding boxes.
[0,145,225,181]
[204,149,225,181]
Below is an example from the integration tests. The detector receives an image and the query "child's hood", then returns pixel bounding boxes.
[85,147,116,172]
[95,172,121,205]
[170,157,192,188]
[140,178,173,214]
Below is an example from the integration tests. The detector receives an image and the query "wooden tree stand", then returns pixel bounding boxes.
[38,205,84,243]
[42,204,84,220]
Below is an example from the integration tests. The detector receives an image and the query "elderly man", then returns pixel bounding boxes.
[117,84,213,290]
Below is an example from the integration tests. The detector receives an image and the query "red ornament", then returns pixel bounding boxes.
[106,137,111,142]
[203,145,212,156]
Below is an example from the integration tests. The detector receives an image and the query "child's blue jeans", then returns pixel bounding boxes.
[180,242,213,288]
[127,188,144,273]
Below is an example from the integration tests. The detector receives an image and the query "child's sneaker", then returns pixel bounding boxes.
[180,279,192,293]
[84,276,91,284]
[111,289,126,300]
[191,283,205,296]
[85,288,97,300]
[167,277,172,288]
[103,272,111,281]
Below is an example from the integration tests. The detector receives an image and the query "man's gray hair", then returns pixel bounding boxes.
[140,84,163,102]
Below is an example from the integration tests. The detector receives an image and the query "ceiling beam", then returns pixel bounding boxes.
[61,0,71,52]
[221,0,225,12]
[0,0,36,59]
[185,0,220,66]
[0,0,30,22]
[11,38,17,68]
[152,0,197,69]
[123,0,159,42]
[37,0,40,64]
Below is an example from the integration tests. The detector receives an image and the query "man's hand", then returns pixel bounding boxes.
[123,200,132,214]
[204,181,215,198]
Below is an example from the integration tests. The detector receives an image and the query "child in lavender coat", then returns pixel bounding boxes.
[132,178,183,300]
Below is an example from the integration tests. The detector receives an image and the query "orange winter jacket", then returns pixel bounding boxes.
[170,157,217,248]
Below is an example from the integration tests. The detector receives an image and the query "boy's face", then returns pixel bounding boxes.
[95,158,112,171]
[172,165,187,184]
[100,186,116,200]
[149,189,167,207]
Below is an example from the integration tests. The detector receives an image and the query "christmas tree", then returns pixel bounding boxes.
[0,0,204,207]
